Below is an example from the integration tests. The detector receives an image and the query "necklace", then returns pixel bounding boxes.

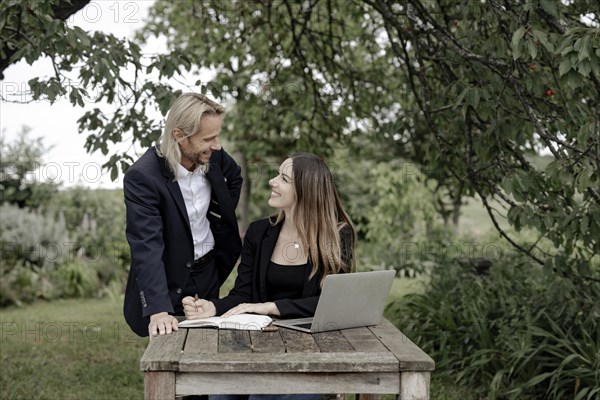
[281,225,300,249]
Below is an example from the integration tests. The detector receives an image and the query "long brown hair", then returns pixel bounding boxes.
[272,152,355,280]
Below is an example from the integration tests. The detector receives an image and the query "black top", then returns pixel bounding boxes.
[266,261,307,301]
[212,218,354,318]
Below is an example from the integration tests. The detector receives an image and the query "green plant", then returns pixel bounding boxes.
[54,261,100,298]
[1,202,70,268]
[503,310,600,400]
[388,259,600,399]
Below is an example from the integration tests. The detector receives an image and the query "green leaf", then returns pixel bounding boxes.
[73,26,91,47]
[110,165,118,181]
[591,57,600,77]
[523,371,555,388]
[527,39,538,59]
[566,70,581,90]
[577,61,592,77]
[453,86,469,110]
[532,29,554,52]
[511,27,526,60]
[467,87,480,108]
[578,36,590,61]
[574,387,590,400]
[544,214,553,230]
[540,0,558,17]
[580,215,589,234]
[507,205,522,231]
[558,59,571,77]
[560,44,574,57]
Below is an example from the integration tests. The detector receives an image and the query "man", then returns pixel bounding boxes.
[123,93,242,337]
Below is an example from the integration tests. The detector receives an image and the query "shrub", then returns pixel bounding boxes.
[387,260,600,399]
[0,202,70,268]
[0,202,73,305]
[0,261,59,306]
[54,261,100,298]
[0,190,130,306]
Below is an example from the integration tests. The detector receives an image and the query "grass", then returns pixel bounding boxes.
[0,297,148,400]
[388,274,428,299]
[455,195,510,238]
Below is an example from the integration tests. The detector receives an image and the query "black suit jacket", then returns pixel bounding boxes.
[212,218,353,318]
[123,147,242,337]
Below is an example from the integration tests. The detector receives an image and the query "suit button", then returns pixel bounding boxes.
[186,261,192,268]
[176,288,182,294]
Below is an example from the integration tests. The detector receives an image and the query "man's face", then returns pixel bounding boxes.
[177,115,222,170]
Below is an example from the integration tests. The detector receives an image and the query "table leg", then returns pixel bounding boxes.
[357,394,383,400]
[145,371,175,400]
[400,372,430,400]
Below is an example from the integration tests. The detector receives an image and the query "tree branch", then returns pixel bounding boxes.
[0,0,91,79]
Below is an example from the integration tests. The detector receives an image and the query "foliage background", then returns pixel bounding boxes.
[1,0,600,399]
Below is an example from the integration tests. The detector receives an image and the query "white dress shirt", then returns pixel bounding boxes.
[175,164,214,259]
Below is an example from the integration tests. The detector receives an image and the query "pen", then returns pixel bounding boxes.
[194,294,199,312]
[261,325,278,332]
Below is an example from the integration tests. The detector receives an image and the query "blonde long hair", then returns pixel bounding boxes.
[272,152,355,281]
[157,93,225,177]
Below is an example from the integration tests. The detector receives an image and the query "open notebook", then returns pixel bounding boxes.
[273,270,396,333]
[178,314,272,331]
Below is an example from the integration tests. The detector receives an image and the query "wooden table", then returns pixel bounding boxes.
[141,319,434,400]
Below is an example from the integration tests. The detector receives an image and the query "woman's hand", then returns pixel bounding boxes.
[222,302,280,317]
[182,296,216,319]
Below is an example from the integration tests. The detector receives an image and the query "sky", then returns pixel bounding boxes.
[0,0,210,189]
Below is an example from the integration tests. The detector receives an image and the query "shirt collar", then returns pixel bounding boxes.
[175,163,204,180]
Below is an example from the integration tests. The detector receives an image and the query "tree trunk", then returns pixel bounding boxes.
[451,196,462,227]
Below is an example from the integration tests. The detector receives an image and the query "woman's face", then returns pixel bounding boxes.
[268,158,296,212]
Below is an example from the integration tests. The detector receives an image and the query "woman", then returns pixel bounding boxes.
[182,151,355,322]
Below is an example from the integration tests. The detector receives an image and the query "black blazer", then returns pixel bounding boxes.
[123,147,242,337]
[212,218,353,318]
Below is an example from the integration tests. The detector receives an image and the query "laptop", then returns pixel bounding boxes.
[272,270,396,333]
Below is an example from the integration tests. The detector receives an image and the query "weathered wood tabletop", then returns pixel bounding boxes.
[141,318,434,400]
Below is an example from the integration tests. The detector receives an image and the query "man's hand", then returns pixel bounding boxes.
[182,296,217,319]
[222,302,280,317]
[148,312,178,337]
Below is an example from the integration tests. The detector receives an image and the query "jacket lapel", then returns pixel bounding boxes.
[258,222,282,300]
[156,149,192,235]
[205,164,237,227]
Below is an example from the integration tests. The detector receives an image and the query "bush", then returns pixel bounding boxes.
[0,203,71,306]
[1,202,70,268]
[0,189,130,306]
[0,261,59,307]
[387,260,600,399]
[54,261,100,298]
